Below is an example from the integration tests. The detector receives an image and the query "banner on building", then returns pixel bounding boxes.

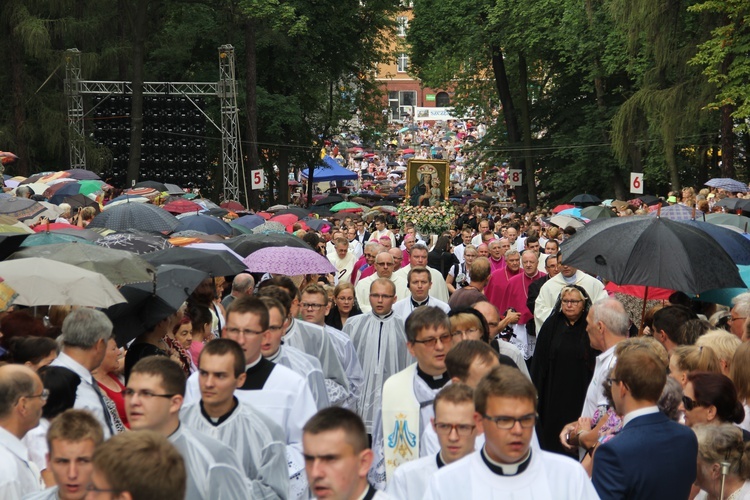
[413,107,459,121]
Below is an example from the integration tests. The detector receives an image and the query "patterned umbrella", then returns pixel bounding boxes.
[251,221,286,234]
[242,245,335,275]
[705,178,749,193]
[96,231,173,254]
[0,198,46,221]
[88,203,179,233]
[63,168,101,180]
[647,204,703,221]
[125,187,161,200]
[163,199,203,215]
[104,195,150,209]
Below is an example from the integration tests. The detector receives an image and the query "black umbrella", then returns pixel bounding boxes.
[88,203,179,233]
[105,264,208,346]
[570,193,601,204]
[310,205,333,217]
[638,195,661,206]
[135,180,168,192]
[173,214,233,236]
[63,194,101,214]
[96,230,173,254]
[0,233,30,261]
[276,207,312,218]
[560,216,744,294]
[144,247,247,277]
[314,194,346,206]
[716,198,750,212]
[47,227,102,241]
[223,232,311,258]
[64,168,102,180]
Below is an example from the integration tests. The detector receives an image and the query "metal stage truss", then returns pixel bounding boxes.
[64,45,243,201]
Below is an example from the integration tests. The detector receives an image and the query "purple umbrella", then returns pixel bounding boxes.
[705,178,749,193]
[242,245,335,275]
[647,204,703,221]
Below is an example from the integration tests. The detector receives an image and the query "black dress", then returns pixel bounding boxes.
[428,251,458,279]
[325,305,362,330]
[530,310,598,456]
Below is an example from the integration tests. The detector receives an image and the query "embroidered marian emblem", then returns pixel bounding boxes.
[387,413,417,458]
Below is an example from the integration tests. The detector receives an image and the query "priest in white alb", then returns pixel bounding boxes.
[393,243,449,303]
[392,267,450,320]
[328,236,356,284]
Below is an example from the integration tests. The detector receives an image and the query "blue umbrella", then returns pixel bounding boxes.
[705,178,749,193]
[21,232,95,247]
[558,207,584,219]
[304,218,332,231]
[675,220,750,264]
[693,265,750,306]
[230,214,266,231]
[648,205,703,221]
[172,214,233,236]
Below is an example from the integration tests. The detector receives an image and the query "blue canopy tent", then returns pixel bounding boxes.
[300,156,359,182]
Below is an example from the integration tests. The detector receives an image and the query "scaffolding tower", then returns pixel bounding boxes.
[64,46,243,201]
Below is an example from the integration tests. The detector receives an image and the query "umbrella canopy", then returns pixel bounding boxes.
[269,214,299,226]
[560,216,745,294]
[104,195,150,209]
[0,233,30,260]
[558,207,584,218]
[676,220,750,264]
[220,200,246,212]
[172,214,233,236]
[0,151,19,165]
[580,206,614,220]
[313,194,345,206]
[232,215,266,231]
[9,242,154,285]
[63,194,101,214]
[224,233,310,258]
[46,227,102,241]
[551,204,575,214]
[647,204,703,221]
[21,232,96,247]
[0,215,33,234]
[105,264,208,346]
[163,199,202,215]
[95,231,173,254]
[135,180,168,192]
[705,213,750,231]
[46,180,106,204]
[330,201,362,212]
[88,203,179,233]
[251,222,287,234]
[0,257,125,307]
[275,207,312,218]
[570,194,601,204]
[0,198,46,221]
[63,168,101,180]
[243,245,335,275]
[604,282,674,300]
[144,247,247,277]
[304,219,332,232]
[549,214,586,229]
[638,195,661,206]
[163,183,185,195]
[124,187,161,200]
[693,265,750,307]
[705,178,749,193]
[715,198,750,212]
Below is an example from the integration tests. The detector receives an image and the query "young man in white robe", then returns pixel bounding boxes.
[182,296,317,497]
[387,384,479,500]
[343,279,413,437]
[328,237,356,284]
[303,407,393,500]
[392,267,450,320]
[369,306,454,488]
[299,284,364,412]
[125,356,250,500]
[181,339,290,500]
[423,365,598,499]
[393,244,450,303]
[257,295,330,409]
[355,252,409,314]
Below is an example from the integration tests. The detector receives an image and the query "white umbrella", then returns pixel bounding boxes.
[0,257,126,307]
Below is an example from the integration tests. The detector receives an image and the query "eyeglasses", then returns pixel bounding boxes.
[369,293,395,300]
[412,332,455,348]
[225,327,266,337]
[123,389,177,400]
[682,394,706,411]
[452,327,480,338]
[434,423,476,436]
[730,316,747,323]
[562,299,583,305]
[26,389,49,401]
[482,413,537,430]
[300,303,325,310]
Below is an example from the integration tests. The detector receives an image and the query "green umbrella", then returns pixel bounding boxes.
[330,201,363,212]
[705,213,750,231]
[20,232,96,247]
[580,206,614,220]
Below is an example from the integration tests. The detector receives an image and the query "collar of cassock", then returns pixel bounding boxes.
[200,397,239,426]
[436,452,446,469]
[417,366,449,390]
[372,310,394,320]
[481,446,532,476]
[411,297,429,308]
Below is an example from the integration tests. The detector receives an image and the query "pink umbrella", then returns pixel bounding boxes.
[270,213,299,226]
[242,245,335,275]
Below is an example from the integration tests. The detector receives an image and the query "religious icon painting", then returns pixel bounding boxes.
[406,159,450,207]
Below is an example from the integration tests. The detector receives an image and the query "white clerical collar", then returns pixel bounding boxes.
[622,406,659,427]
[245,355,263,372]
[265,347,282,362]
[481,446,532,475]
[373,310,394,320]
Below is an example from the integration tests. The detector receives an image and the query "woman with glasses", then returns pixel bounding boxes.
[683,371,750,441]
[531,285,597,455]
[693,424,750,500]
[448,309,489,343]
[325,282,362,330]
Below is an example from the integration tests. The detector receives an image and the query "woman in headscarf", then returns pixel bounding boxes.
[531,285,599,455]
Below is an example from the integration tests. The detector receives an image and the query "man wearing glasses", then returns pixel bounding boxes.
[371,306,453,489]
[355,252,409,314]
[729,292,750,340]
[0,364,46,498]
[388,384,479,499]
[424,365,598,499]
[393,267,450,320]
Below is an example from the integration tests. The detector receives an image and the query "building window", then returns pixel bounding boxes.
[397,17,409,37]
[435,92,450,107]
[397,53,409,73]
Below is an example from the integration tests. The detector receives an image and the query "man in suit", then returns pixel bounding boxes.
[592,348,697,499]
[355,220,371,246]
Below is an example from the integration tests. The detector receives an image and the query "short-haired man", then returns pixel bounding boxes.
[526,253,559,338]
[299,284,364,412]
[0,365,46,497]
[388,384,479,500]
[448,257,491,310]
[424,366,598,499]
[453,228,473,264]
[356,252,409,313]
[484,249,521,312]
[730,292,750,340]
[592,349,698,499]
[303,407,392,499]
[50,308,115,437]
[470,219,495,247]
[471,301,528,378]
[392,267,450,319]
[221,273,255,310]
[24,410,103,500]
[652,305,698,354]
[394,243,450,303]
[180,339,290,499]
[487,238,511,273]
[346,227,363,259]
[371,307,453,486]
[89,430,186,500]
[343,279,413,438]
[126,356,249,499]
[369,215,396,247]
[328,237,356,284]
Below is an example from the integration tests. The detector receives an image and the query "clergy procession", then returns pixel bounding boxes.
[1,171,750,500]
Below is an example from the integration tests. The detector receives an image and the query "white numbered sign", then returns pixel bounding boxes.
[508,169,522,187]
[630,172,643,194]
[251,169,265,190]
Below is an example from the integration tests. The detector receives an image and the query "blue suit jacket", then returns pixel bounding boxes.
[592,411,697,500]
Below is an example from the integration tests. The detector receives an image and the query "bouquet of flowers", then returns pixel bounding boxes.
[397,201,457,237]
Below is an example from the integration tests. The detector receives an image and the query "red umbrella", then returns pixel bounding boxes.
[163,199,202,215]
[402,148,415,154]
[364,153,376,158]
[257,211,273,220]
[552,204,575,213]
[124,187,160,200]
[339,207,363,213]
[286,221,310,233]
[270,214,299,226]
[33,222,84,233]
[220,201,246,212]
[604,282,673,301]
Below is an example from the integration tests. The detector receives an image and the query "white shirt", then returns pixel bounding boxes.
[622,406,660,428]
[21,419,49,474]
[22,486,58,500]
[393,265,450,303]
[392,296,450,320]
[0,426,44,499]
[387,454,439,500]
[50,352,112,439]
[581,344,618,419]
